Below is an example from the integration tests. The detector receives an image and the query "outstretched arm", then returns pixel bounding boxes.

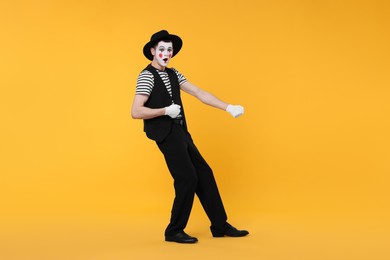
[180,81,228,110]
[180,81,244,118]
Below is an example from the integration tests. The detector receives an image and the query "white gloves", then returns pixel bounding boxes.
[165,104,181,118]
[226,104,244,118]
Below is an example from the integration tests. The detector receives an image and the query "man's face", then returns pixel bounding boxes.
[152,41,173,68]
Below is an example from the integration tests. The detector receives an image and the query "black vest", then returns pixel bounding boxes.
[143,65,187,142]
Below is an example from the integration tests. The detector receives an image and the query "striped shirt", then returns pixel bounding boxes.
[135,67,187,96]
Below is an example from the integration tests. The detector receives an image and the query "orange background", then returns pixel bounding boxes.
[1,0,389,259]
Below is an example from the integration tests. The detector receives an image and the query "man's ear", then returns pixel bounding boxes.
[150,47,155,56]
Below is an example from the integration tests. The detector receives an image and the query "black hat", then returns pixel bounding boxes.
[143,30,183,61]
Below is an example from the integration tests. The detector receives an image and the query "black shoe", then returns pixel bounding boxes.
[165,232,198,244]
[212,223,249,237]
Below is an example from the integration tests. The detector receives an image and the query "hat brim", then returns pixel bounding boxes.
[143,34,182,61]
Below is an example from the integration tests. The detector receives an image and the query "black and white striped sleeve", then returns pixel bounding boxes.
[135,70,154,95]
[171,68,188,85]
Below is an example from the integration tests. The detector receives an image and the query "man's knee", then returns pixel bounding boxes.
[175,173,198,190]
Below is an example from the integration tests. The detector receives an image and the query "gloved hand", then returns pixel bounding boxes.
[226,104,244,118]
[165,104,181,118]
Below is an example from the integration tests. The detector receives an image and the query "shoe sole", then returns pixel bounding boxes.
[165,238,198,244]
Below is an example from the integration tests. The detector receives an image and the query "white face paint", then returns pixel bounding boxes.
[152,41,173,69]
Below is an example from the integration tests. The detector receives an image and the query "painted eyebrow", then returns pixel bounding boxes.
[158,47,173,50]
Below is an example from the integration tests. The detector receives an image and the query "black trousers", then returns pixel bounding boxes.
[157,124,228,236]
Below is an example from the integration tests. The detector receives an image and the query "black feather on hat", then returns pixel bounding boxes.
[143,30,183,61]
